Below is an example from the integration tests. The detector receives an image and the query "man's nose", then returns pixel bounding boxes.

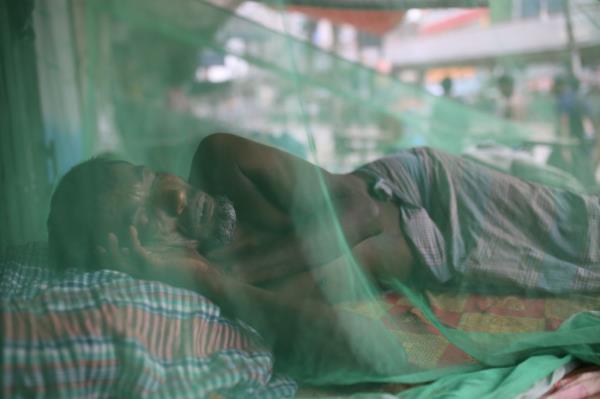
[153,175,188,216]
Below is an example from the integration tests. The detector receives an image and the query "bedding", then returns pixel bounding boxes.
[335,291,600,398]
[334,290,600,378]
[542,365,600,399]
[293,287,600,398]
[0,243,296,398]
[2,243,599,398]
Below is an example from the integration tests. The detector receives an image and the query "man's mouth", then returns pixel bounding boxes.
[176,192,236,252]
[201,197,213,225]
[194,195,205,223]
[177,191,208,239]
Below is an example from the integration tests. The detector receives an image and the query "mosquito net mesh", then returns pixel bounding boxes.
[2,0,600,397]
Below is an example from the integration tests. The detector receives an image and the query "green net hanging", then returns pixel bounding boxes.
[3,0,600,397]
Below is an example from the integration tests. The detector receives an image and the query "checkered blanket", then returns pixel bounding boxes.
[0,245,296,399]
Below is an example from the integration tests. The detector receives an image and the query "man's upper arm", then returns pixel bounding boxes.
[189,133,349,222]
[189,133,294,230]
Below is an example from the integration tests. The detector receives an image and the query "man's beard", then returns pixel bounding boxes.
[183,195,237,253]
[204,195,237,251]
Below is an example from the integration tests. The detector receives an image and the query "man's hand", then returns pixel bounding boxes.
[97,226,220,293]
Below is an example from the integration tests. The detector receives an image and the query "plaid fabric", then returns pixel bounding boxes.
[0,253,296,398]
[356,147,600,294]
[340,291,600,372]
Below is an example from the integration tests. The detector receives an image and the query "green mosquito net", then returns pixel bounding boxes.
[2,0,600,397]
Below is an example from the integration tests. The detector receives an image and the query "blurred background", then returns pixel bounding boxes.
[2,0,600,249]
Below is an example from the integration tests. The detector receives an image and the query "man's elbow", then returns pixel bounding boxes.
[196,133,235,160]
[352,195,383,239]
[191,133,238,183]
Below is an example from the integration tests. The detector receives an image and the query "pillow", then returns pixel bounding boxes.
[0,244,296,398]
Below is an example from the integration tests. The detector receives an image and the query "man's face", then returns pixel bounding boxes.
[99,162,236,251]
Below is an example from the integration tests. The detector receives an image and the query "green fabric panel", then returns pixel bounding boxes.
[400,355,572,399]
[5,0,599,396]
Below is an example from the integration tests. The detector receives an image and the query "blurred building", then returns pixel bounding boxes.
[384,0,600,72]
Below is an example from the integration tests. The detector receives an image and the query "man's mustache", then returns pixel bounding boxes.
[178,194,237,253]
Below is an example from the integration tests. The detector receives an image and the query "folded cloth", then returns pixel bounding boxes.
[0,254,296,399]
[355,147,600,294]
[542,365,600,399]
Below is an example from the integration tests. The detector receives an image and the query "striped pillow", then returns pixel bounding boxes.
[0,256,296,398]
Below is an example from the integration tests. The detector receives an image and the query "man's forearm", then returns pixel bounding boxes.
[191,267,402,380]
[226,203,382,285]
[200,269,343,356]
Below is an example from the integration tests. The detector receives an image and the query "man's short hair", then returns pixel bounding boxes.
[47,157,128,271]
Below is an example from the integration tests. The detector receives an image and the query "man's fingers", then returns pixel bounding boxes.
[129,226,142,248]
[95,245,110,268]
[108,233,120,256]
[128,225,161,271]
[129,225,150,259]
[107,232,132,269]
[106,233,129,256]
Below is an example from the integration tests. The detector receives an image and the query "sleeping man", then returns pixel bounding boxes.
[47,133,600,381]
